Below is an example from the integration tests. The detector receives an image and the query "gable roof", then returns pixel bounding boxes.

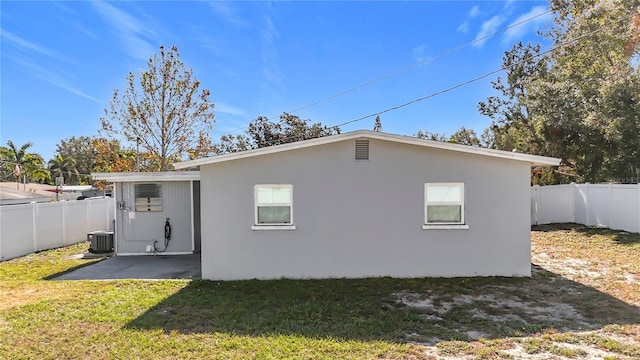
[173,130,561,169]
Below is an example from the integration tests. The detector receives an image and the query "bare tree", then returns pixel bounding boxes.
[101,45,215,171]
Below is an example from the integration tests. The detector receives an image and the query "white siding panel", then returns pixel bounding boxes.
[115,181,193,254]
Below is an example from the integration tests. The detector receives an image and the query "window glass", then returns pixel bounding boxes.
[427,205,461,223]
[257,206,291,224]
[425,183,464,225]
[255,185,293,225]
[426,185,462,202]
[135,183,162,212]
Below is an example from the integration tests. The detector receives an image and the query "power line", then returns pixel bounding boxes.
[0,160,92,178]
[246,11,636,148]
[219,8,554,137]
[277,9,553,117]
[331,12,635,128]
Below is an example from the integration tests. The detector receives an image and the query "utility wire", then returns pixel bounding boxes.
[0,160,92,177]
[218,7,554,139]
[277,9,553,118]
[246,11,636,148]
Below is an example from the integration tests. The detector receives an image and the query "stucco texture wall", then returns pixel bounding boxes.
[199,138,532,280]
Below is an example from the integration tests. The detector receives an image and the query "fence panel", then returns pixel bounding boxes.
[532,183,640,233]
[0,198,115,261]
[573,185,588,225]
[610,185,640,233]
[0,204,35,260]
[535,185,574,224]
[586,185,610,227]
[88,198,112,232]
[34,203,64,251]
[65,201,89,246]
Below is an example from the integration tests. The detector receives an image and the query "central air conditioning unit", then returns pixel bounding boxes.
[87,231,114,253]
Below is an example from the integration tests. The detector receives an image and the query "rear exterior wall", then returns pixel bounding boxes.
[199,138,531,280]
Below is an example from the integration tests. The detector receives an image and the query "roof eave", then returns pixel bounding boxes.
[92,171,200,182]
[173,130,562,169]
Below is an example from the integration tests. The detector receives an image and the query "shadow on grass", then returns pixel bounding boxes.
[125,267,640,343]
[532,223,640,246]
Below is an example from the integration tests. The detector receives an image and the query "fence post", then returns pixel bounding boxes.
[585,183,590,226]
[638,183,640,233]
[32,202,38,252]
[532,185,539,225]
[61,200,67,246]
[571,183,576,223]
[85,199,90,239]
[608,183,613,229]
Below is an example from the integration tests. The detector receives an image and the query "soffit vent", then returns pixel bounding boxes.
[355,139,369,160]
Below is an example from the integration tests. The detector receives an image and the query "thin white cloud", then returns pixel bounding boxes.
[1,29,58,58]
[412,44,427,63]
[469,5,481,18]
[503,6,551,44]
[215,102,247,117]
[457,5,481,33]
[19,60,102,103]
[503,0,516,10]
[261,16,283,89]
[208,2,248,27]
[473,15,505,48]
[91,1,156,60]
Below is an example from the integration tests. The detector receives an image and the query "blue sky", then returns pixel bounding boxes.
[1,1,552,161]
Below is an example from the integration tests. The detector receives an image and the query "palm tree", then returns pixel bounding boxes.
[0,141,49,184]
[48,154,79,185]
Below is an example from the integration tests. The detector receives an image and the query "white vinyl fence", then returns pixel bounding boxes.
[0,197,115,261]
[531,183,640,233]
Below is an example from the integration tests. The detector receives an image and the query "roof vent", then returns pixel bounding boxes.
[355,139,369,160]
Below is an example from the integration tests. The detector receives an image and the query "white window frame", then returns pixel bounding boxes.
[423,182,469,230]
[252,184,296,230]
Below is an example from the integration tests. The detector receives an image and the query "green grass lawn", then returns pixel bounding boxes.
[1,224,639,359]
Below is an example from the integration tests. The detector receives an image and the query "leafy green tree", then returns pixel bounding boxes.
[448,126,481,147]
[480,0,640,184]
[100,45,215,171]
[0,141,49,183]
[214,113,340,154]
[55,136,95,184]
[48,154,79,184]
[92,138,142,173]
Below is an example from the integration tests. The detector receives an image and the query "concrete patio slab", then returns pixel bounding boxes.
[54,254,201,280]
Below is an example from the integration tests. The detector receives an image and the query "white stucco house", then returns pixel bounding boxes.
[171,130,560,280]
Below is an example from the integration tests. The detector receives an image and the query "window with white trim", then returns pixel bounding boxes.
[424,183,465,225]
[254,185,293,226]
